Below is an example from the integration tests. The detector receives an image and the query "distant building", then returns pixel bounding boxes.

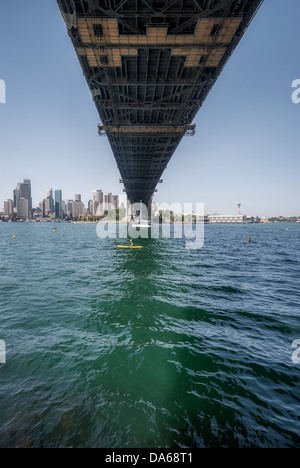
[32,207,42,219]
[46,188,53,199]
[39,200,45,217]
[45,196,54,216]
[14,179,32,217]
[208,214,245,224]
[88,200,93,216]
[105,192,112,211]
[23,179,32,212]
[55,190,63,219]
[65,200,73,218]
[17,198,29,220]
[3,199,14,219]
[72,197,84,218]
[39,189,55,217]
[93,190,103,216]
[111,195,119,210]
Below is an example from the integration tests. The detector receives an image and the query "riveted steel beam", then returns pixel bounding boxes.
[58,0,264,205]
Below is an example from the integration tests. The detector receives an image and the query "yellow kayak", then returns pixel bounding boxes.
[118,245,142,249]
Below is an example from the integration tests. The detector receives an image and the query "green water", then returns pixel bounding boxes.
[0,222,299,447]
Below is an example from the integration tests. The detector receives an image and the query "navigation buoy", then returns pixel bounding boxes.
[13,234,16,238]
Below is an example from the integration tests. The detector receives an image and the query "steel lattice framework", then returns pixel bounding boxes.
[57,0,263,205]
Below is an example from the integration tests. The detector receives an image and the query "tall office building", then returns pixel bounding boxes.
[88,200,93,216]
[4,199,14,219]
[39,200,45,217]
[55,190,63,219]
[23,179,32,212]
[17,198,29,220]
[73,195,84,218]
[46,188,53,198]
[13,185,20,208]
[13,179,32,216]
[92,190,103,216]
[111,195,119,210]
[65,200,73,218]
[45,198,54,216]
[105,192,112,212]
[45,189,55,216]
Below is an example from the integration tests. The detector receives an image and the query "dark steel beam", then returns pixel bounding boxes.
[57,0,264,204]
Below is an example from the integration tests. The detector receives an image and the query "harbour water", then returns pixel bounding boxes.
[0,222,299,448]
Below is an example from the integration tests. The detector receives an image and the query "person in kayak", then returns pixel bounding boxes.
[129,239,134,247]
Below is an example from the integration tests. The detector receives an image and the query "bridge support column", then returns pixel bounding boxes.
[147,197,153,223]
[127,197,134,221]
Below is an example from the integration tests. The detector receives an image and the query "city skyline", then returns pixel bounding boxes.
[0,178,124,220]
[1,178,299,221]
[0,1,299,218]
[1,182,122,208]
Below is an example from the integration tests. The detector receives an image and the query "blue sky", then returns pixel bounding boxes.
[0,0,299,217]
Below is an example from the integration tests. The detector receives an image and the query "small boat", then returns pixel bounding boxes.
[117,245,142,249]
[53,229,57,233]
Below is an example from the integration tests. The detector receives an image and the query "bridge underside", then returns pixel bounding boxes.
[58,0,263,205]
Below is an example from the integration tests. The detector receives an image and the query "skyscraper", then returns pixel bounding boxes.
[39,200,45,218]
[4,199,14,219]
[65,200,74,218]
[13,187,20,208]
[92,190,103,216]
[105,192,112,212]
[73,195,84,218]
[88,200,93,216]
[44,189,55,216]
[23,179,32,212]
[13,179,32,217]
[46,188,53,199]
[17,198,29,220]
[55,190,63,219]
[111,195,119,210]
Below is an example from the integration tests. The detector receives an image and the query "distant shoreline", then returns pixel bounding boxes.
[1,220,299,225]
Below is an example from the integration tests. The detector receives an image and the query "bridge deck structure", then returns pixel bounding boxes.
[58,0,263,206]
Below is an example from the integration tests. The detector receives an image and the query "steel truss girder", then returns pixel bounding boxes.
[58,0,264,204]
[62,0,239,19]
[98,124,196,136]
[100,101,197,110]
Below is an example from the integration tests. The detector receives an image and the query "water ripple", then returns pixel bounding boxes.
[0,222,300,447]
